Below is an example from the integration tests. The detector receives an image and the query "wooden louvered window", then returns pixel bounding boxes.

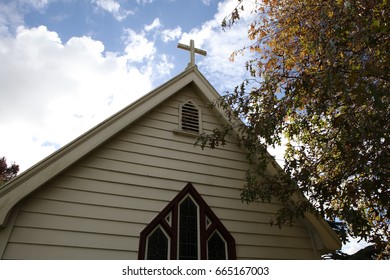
[180,101,200,133]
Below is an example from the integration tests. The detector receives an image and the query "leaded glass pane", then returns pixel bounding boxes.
[146,227,168,260]
[207,231,226,260]
[179,196,198,259]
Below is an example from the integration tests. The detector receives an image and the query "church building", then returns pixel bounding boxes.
[0,41,341,259]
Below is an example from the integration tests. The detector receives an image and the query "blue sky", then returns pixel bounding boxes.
[22,0,221,71]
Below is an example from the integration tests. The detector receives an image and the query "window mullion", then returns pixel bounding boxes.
[199,204,207,259]
[170,203,178,260]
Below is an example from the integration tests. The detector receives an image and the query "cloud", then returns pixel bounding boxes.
[0,0,59,35]
[123,28,156,63]
[0,0,53,19]
[122,28,174,80]
[0,25,161,171]
[0,2,24,35]
[341,238,372,255]
[49,13,69,23]
[21,0,51,10]
[161,26,182,43]
[155,54,174,77]
[144,18,161,32]
[144,18,182,45]
[136,0,154,5]
[93,0,134,21]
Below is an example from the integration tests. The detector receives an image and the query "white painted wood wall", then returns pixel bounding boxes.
[2,85,318,259]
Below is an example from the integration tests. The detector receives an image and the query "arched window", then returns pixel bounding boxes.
[138,183,236,260]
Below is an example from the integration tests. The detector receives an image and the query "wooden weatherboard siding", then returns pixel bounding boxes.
[1,83,320,260]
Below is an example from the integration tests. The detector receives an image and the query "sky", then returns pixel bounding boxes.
[0,0,368,255]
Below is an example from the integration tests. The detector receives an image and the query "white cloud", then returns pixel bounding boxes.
[122,28,175,81]
[144,18,161,32]
[21,0,51,10]
[0,0,61,35]
[123,28,156,62]
[341,238,372,255]
[201,0,211,6]
[95,0,120,13]
[0,2,24,35]
[155,54,174,77]
[161,26,182,43]
[136,0,154,5]
[93,0,134,21]
[0,25,158,172]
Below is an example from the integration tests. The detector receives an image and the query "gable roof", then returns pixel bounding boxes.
[0,66,222,227]
[0,66,341,251]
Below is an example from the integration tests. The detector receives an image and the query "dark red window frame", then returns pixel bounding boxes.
[138,183,236,260]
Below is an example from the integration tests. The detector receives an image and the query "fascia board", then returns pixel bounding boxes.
[304,212,342,251]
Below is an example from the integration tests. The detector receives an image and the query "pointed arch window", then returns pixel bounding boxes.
[179,196,198,259]
[139,183,236,260]
[146,226,169,260]
[207,231,227,260]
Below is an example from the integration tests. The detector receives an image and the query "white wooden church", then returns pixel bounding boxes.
[0,41,340,259]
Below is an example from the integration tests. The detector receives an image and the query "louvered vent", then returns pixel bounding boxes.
[181,101,199,133]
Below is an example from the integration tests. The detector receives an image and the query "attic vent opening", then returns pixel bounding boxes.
[181,101,200,133]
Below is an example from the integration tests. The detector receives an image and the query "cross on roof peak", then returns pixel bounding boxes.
[177,39,207,69]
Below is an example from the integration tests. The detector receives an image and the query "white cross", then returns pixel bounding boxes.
[177,39,207,69]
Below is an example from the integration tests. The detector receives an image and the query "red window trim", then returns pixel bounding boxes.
[138,183,236,260]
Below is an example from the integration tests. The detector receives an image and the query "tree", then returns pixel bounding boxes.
[0,157,19,185]
[199,0,389,258]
